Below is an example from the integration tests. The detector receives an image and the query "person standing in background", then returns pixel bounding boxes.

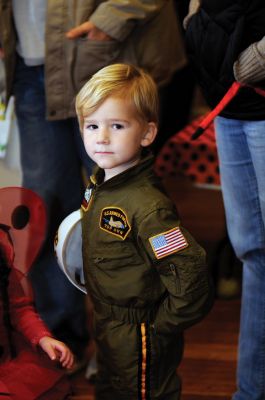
[0,0,186,368]
[184,1,265,398]
[65,0,190,154]
[152,0,197,154]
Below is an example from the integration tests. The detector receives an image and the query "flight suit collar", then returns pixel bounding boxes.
[90,151,155,190]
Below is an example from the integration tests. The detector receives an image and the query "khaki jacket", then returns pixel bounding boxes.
[0,0,186,120]
[81,155,213,399]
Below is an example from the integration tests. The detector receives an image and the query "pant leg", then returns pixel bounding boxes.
[94,319,182,400]
[215,116,265,400]
[13,56,89,356]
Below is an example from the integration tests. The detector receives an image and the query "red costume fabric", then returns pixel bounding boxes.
[155,116,220,186]
[0,269,71,399]
[0,188,72,400]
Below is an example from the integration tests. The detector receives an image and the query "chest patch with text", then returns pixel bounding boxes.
[100,207,131,239]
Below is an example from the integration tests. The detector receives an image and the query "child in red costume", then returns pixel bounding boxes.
[0,188,74,400]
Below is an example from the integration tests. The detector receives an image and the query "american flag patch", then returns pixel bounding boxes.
[149,227,188,259]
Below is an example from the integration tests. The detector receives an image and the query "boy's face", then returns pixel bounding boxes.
[83,96,157,181]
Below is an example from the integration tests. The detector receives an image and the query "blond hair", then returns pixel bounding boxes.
[75,63,159,131]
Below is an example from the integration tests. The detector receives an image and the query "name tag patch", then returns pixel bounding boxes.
[100,207,131,240]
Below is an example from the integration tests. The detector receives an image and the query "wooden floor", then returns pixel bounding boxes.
[69,176,241,399]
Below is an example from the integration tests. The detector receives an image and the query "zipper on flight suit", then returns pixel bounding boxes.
[169,263,181,293]
[82,183,97,213]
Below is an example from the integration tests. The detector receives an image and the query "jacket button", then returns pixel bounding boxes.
[49,110,56,117]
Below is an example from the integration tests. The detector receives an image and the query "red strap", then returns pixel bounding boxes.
[254,87,265,97]
[200,82,241,130]
[192,82,265,140]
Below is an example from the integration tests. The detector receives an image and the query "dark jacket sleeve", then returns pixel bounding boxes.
[138,207,214,335]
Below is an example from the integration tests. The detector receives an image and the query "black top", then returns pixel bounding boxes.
[185,0,265,120]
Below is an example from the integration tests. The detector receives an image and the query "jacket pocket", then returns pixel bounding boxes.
[155,261,182,297]
[90,242,147,301]
[74,39,122,90]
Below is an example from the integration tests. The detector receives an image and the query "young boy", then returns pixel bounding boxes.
[75,63,213,400]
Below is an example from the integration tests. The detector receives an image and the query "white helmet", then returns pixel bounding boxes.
[54,209,86,293]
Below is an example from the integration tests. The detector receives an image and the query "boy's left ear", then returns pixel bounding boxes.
[141,122,158,147]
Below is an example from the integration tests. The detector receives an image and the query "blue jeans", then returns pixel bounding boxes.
[13,56,92,356]
[215,116,265,400]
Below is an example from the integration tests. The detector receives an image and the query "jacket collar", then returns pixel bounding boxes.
[90,151,154,190]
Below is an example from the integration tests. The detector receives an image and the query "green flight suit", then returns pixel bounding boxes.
[82,154,213,400]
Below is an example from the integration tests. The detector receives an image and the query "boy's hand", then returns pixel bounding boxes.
[39,336,74,369]
[66,21,112,41]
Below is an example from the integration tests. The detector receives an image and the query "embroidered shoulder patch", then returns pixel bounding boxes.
[81,188,93,212]
[149,227,188,259]
[100,207,131,240]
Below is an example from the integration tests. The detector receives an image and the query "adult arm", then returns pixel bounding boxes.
[66,0,167,42]
[233,36,265,84]
[183,0,201,29]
